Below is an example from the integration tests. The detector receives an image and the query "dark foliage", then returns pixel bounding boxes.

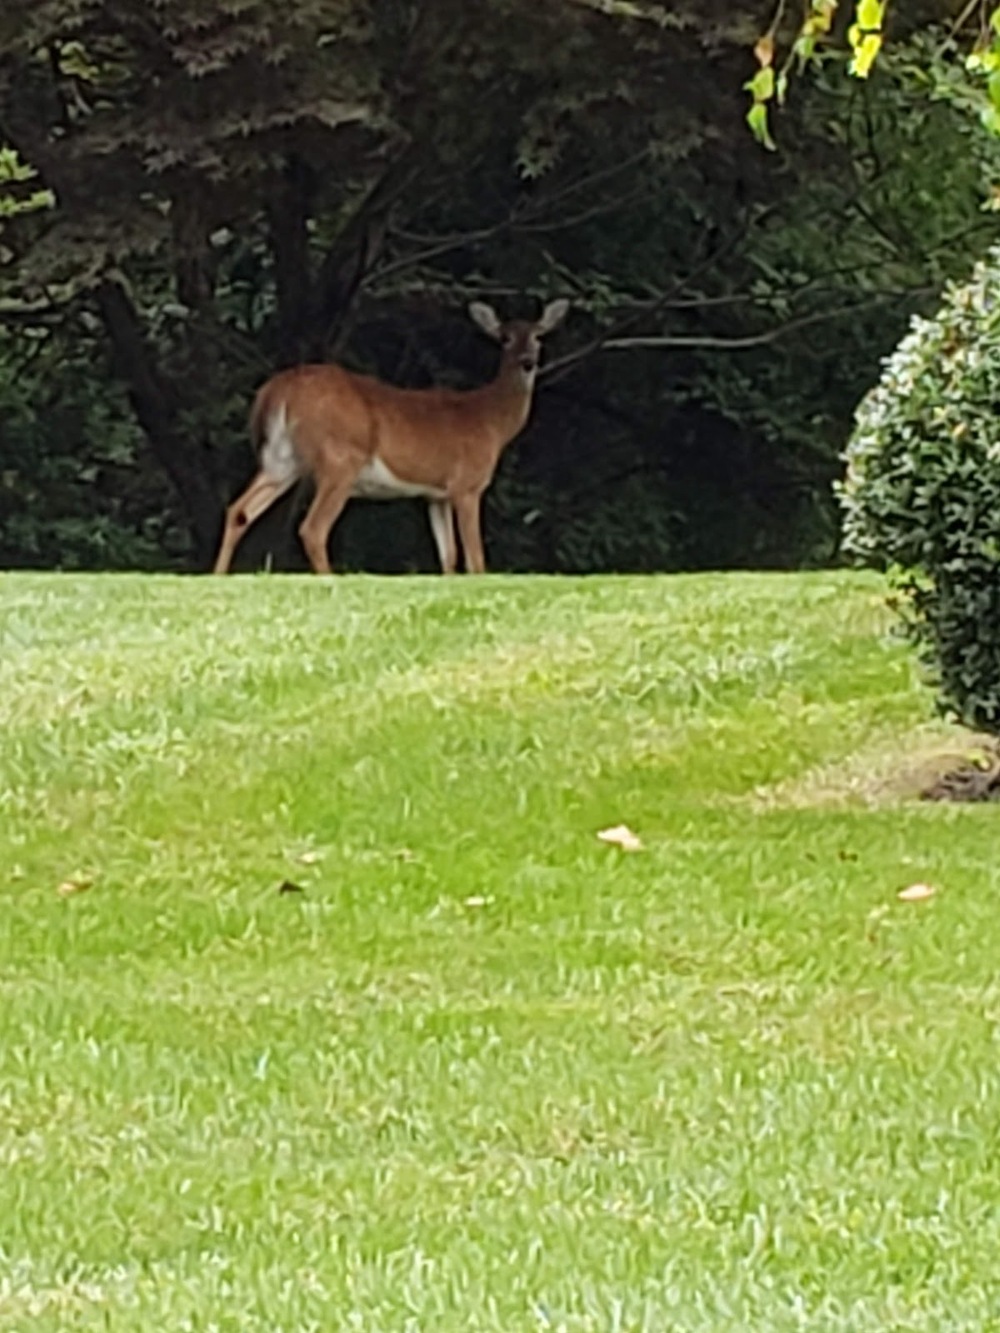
[0,1,993,572]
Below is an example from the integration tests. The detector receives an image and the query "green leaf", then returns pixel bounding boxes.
[746,100,776,150]
[745,66,776,101]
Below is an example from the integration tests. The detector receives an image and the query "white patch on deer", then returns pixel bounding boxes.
[259,404,302,484]
[352,456,446,501]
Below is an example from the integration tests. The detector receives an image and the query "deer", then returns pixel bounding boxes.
[212,298,569,576]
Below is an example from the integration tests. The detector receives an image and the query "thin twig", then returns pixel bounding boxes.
[540,216,772,381]
[595,291,934,353]
[375,153,655,284]
[370,221,511,285]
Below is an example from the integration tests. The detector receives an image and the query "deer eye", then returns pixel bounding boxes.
[502,333,514,348]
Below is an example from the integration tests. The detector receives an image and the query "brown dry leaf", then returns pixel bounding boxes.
[278,880,305,896]
[897,882,936,903]
[57,876,93,898]
[754,33,775,68]
[597,824,644,852]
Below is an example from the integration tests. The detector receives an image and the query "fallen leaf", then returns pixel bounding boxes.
[597,824,644,852]
[278,880,305,896]
[463,895,493,908]
[897,882,936,903]
[296,851,321,865]
[57,876,93,898]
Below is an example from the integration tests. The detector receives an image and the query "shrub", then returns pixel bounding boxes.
[840,245,1000,734]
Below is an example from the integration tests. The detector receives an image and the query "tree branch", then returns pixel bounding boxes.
[595,291,935,353]
[372,216,516,284]
[540,218,769,382]
[374,151,656,281]
[514,148,653,221]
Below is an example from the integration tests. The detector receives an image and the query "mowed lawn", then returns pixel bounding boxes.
[2,570,999,1332]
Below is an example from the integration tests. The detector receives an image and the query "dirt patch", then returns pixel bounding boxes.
[744,726,998,811]
[920,740,1000,803]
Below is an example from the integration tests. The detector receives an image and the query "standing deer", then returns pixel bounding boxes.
[212,298,569,575]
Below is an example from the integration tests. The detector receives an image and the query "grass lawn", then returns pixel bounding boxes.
[1,569,999,1331]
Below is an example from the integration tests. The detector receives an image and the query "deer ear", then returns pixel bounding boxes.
[537,298,569,334]
[468,302,504,340]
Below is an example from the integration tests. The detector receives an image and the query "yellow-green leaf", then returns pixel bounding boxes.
[856,0,884,31]
[746,101,776,150]
[810,0,837,33]
[850,31,882,77]
[745,67,775,101]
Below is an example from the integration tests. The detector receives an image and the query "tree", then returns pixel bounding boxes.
[0,0,758,565]
[0,0,994,572]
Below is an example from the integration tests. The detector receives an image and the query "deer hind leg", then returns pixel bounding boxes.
[298,473,358,575]
[428,500,457,574]
[453,491,487,574]
[213,471,299,574]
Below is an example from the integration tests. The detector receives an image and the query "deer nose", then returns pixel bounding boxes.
[519,355,538,372]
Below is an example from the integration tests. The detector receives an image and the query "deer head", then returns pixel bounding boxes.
[468,298,570,380]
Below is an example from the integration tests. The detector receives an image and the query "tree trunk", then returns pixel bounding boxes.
[308,145,424,358]
[267,155,315,366]
[96,277,223,569]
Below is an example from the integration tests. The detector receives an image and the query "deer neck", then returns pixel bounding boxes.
[478,353,538,446]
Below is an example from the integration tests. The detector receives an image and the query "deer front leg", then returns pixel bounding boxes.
[428,499,457,574]
[453,491,487,574]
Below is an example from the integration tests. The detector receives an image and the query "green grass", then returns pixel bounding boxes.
[1,569,999,1331]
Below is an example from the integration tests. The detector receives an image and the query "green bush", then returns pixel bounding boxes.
[840,245,1000,733]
